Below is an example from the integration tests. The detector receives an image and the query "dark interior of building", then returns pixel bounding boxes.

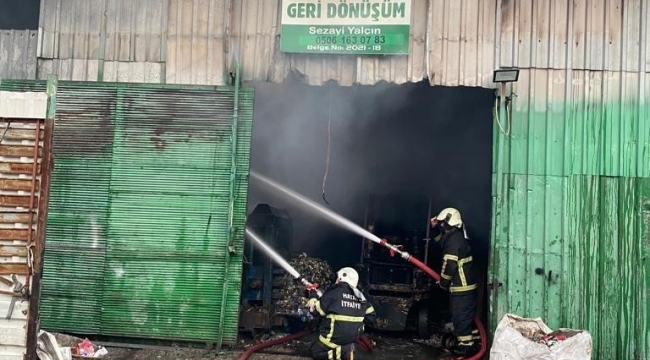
[0,0,41,30]
[247,80,495,339]
[248,80,495,269]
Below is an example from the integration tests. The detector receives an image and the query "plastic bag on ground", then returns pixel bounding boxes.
[36,331,65,360]
[489,314,592,360]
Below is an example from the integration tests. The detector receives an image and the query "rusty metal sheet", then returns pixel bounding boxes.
[0,196,32,207]
[0,179,39,192]
[0,163,41,175]
[0,229,30,241]
[0,214,31,223]
[0,145,41,158]
[0,246,27,257]
[0,263,28,275]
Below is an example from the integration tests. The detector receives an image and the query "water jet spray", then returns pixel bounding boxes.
[240,227,374,360]
[245,228,322,297]
[249,171,487,360]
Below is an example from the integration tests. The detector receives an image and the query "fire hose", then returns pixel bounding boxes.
[239,229,375,360]
[248,172,487,359]
[381,238,487,360]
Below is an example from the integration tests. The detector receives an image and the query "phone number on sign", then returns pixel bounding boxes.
[315,35,387,45]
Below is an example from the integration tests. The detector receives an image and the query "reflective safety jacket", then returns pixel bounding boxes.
[310,283,376,349]
[439,228,477,294]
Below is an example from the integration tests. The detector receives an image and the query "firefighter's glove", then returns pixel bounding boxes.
[307,298,318,312]
[437,281,449,291]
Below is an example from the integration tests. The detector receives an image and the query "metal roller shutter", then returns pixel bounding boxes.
[0,79,254,345]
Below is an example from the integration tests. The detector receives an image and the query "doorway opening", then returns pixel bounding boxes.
[246,80,494,340]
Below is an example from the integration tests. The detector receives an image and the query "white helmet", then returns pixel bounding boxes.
[435,208,463,228]
[435,208,469,238]
[337,267,359,288]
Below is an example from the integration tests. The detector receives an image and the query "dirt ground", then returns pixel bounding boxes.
[92,333,445,360]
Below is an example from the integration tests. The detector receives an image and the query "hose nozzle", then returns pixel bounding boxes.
[380,238,412,261]
[300,277,323,298]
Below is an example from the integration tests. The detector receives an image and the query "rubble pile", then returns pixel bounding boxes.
[518,328,582,348]
[272,252,334,320]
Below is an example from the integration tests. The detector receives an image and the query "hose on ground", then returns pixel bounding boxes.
[408,256,487,360]
[238,330,312,360]
[237,331,374,360]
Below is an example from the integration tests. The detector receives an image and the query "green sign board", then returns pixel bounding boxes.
[280,0,411,55]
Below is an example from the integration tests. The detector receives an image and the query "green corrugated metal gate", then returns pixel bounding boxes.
[0,79,253,345]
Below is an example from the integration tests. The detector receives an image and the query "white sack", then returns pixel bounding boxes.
[489,314,592,360]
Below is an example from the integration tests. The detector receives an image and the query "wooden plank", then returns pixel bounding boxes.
[0,246,27,257]
[0,145,41,158]
[0,213,32,223]
[0,179,39,192]
[0,129,43,141]
[0,162,41,175]
[0,229,29,241]
[0,263,28,275]
[0,196,32,207]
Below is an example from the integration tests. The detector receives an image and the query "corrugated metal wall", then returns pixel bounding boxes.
[0,80,254,346]
[33,0,500,86]
[490,1,650,359]
[1,0,646,358]
[0,30,38,80]
[37,0,166,83]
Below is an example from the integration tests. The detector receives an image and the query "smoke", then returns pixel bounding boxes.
[0,0,41,30]
[248,80,494,269]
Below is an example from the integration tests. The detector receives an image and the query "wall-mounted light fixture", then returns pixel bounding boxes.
[492,68,520,83]
[492,68,520,137]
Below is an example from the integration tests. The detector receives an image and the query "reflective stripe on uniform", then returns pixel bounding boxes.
[443,254,459,261]
[320,313,364,357]
[457,256,473,286]
[450,283,478,293]
[327,314,365,323]
[459,256,473,264]
[320,334,344,360]
[458,341,476,346]
[365,306,375,315]
[457,335,474,342]
[441,260,449,279]
[458,266,467,286]
[315,301,326,316]
[321,316,337,347]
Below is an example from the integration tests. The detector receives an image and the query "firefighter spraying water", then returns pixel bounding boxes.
[248,171,487,360]
[241,228,376,360]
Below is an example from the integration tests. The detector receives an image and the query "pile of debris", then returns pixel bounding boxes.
[518,329,582,348]
[37,331,108,360]
[272,252,334,320]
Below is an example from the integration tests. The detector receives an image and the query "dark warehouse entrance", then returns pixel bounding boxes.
[246,80,495,338]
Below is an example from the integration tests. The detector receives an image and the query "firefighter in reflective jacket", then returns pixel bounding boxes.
[431,208,480,357]
[307,267,376,360]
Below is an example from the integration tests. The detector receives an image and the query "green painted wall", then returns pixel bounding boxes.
[490,95,650,359]
[0,80,254,346]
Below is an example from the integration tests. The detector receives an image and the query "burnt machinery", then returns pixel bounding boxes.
[239,204,293,333]
[358,195,450,338]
